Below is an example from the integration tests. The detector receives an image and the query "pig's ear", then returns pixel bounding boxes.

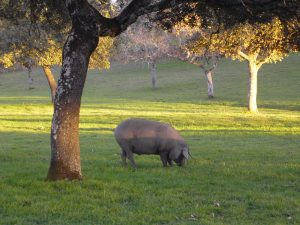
[169,148,181,160]
[182,147,189,159]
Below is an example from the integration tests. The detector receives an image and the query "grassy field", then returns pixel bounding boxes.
[0,55,299,225]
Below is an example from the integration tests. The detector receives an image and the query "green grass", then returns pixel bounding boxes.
[0,55,299,225]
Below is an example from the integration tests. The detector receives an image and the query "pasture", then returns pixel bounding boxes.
[0,55,299,224]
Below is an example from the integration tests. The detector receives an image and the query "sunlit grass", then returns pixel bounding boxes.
[0,56,299,224]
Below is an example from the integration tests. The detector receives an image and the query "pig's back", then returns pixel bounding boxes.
[115,119,182,141]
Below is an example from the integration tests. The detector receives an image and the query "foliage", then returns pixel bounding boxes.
[285,17,300,52]
[0,7,64,69]
[3,0,300,28]
[0,57,299,224]
[0,39,63,69]
[89,37,114,70]
[189,17,299,66]
[0,52,14,68]
[2,1,300,68]
[0,1,114,71]
[173,14,221,70]
[155,0,300,33]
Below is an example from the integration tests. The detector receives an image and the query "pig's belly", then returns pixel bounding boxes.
[130,138,159,155]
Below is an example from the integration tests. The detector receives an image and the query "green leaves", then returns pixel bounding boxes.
[187,17,299,66]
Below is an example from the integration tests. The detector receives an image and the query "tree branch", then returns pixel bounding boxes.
[207,55,220,72]
[238,50,250,60]
[99,0,189,37]
[257,57,269,68]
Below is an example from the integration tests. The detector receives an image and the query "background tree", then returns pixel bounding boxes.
[114,16,220,94]
[113,19,176,89]
[189,17,299,112]
[188,54,220,99]
[173,15,221,99]
[0,5,113,102]
[0,39,62,100]
[0,11,64,101]
[0,36,113,102]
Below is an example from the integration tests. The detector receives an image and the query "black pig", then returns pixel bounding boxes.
[114,119,190,168]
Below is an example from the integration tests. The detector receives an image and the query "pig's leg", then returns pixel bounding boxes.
[167,156,173,166]
[127,151,137,168]
[123,146,136,168]
[120,149,127,166]
[159,152,168,167]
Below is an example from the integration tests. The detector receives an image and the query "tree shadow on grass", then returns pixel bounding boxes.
[80,127,114,132]
[222,98,300,112]
[0,117,51,123]
[258,102,300,112]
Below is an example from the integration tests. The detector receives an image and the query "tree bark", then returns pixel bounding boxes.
[205,70,214,99]
[47,32,98,181]
[42,66,57,103]
[47,1,99,181]
[27,67,34,90]
[149,60,157,89]
[248,61,258,112]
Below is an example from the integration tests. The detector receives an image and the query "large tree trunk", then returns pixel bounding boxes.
[46,0,171,181]
[27,67,34,90]
[205,70,214,99]
[47,32,98,181]
[42,66,57,103]
[46,1,99,180]
[248,61,258,112]
[149,60,157,89]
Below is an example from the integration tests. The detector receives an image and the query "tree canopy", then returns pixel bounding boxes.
[4,1,300,38]
[189,17,298,65]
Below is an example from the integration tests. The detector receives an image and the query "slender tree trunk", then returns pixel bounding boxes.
[42,66,57,103]
[149,60,157,89]
[248,61,258,112]
[205,70,214,99]
[27,67,34,90]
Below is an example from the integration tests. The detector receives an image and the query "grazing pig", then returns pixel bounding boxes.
[114,118,190,168]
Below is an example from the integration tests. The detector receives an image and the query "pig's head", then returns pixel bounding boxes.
[169,145,190,166]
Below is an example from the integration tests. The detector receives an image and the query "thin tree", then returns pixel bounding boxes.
[188,54,220,99]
